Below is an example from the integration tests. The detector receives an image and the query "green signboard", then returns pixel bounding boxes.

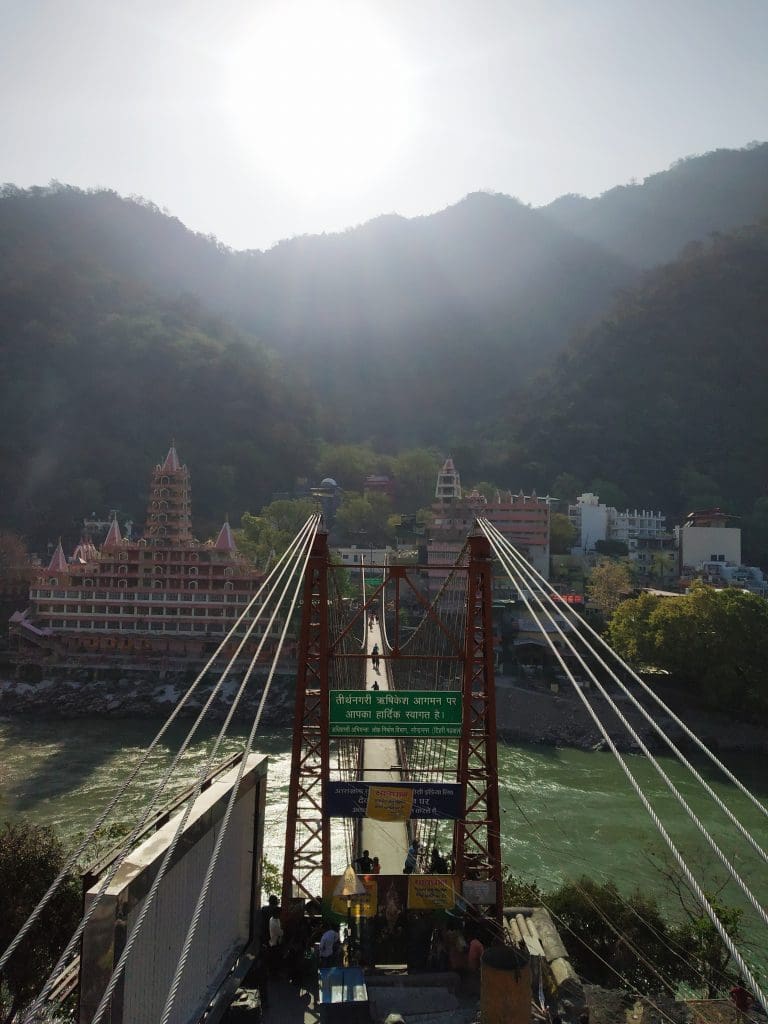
[329,689,462,737]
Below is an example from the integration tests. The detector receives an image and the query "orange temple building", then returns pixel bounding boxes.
[10,445,278,668]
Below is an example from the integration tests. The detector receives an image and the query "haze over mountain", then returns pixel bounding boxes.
[1,143,767,545]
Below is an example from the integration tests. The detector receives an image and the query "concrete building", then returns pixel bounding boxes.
[568,493,669,554]
[426,458,551,599]
[9,446,280,667]
[675,508,742,573]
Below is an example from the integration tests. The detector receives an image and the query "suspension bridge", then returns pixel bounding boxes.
[1,515,767,1024]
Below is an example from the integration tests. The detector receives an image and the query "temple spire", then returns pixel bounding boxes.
[215,518,237,552]
[103,516,122,550]
[162,442,181,472]
[47,540,68,573]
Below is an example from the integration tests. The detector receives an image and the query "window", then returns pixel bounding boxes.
[224,582,233,592]
[188,566,198,576]
[119,552,128,562]
[188,581,198,590]
[118,566,127,576]
[118,580,127,589]
[153,580,164,589]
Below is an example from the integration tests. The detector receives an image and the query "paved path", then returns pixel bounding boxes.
[359,615,409,874]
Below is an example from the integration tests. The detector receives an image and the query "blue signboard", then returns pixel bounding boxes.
[325,781,462,820]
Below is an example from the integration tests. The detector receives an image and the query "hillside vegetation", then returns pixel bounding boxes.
[1,143,768,546]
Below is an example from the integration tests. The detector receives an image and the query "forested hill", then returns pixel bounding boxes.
[541,143,768,268]
[0,183,632,444]
[0,250,317,542]
[2,143,768,543]
[503,222,768,528]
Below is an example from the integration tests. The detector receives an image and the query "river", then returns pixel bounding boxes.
[1,716,766,972]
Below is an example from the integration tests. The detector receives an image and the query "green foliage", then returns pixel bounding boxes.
[675,894,743,998]
[0,820,81,1022]
[390,449,442,509]
[609,583,768,712]
[586,558,635,620]
[646,583,768,711]
[500,869,745,998]
[501,869,544,907]
[317,444,380,492]
[261,857,282,903]
[588,479,626,510]
[594,539,629,557]
[238,499,316,567]
[546,876,687,993]
[550,513,577,555]
[678,468,723,515]
[607,592,661,664]
[551,474,582,504]
[334,492,392,544]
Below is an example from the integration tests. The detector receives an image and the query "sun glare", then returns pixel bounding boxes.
[227,3,415,198]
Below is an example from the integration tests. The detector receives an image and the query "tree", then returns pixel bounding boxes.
[238,498,316,567]
[550,513,577,555]
[550,474,582,505]
[647,582,768,710]
[608,592,661,664]
[586,558,635,620]
[594,539,629,557]
[588,479,627,510]
[334,492,392,545]
[0,820,81,1023]
[317,444,379,492]
[546,876,687,993]
[391,449,441,510]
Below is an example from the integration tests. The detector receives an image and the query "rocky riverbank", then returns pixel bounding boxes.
[2,670,767,756]
[0,670,297,726]
[495,677,768,755]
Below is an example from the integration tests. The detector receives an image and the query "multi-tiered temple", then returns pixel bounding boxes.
[10,446,273,667]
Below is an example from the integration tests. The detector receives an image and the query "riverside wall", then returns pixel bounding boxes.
[1,668,767,755]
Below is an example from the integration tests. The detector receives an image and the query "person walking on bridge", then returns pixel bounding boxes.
[371,643,380,672]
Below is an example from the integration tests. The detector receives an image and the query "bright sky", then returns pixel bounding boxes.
[1,0,766,250]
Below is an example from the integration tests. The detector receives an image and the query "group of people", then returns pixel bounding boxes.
[368,611,378,629]
[355,848,381,873]
[403,840,451,875]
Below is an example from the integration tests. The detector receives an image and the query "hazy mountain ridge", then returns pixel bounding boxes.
[2,143,768,542]
[504,222,768,522]
[541,143,768,267]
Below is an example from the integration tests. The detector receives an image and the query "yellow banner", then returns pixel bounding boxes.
[366,785,414,821]
[407,874,459,910]
[324,874,379,918]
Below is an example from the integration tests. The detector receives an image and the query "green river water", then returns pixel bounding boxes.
[1,717,766,978]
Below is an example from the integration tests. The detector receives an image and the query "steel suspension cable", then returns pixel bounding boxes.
[24,516,319,1023]
[0,519,316,979]
[480,519,767,1012]
[488,520,768,821]
[157,523,317,1024]
[484,520,768,871]
[86,517,319,1024]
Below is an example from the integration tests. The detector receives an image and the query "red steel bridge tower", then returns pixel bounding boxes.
[282,529,503,924]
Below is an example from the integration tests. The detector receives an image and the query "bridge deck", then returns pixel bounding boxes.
[359,616,409,874]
